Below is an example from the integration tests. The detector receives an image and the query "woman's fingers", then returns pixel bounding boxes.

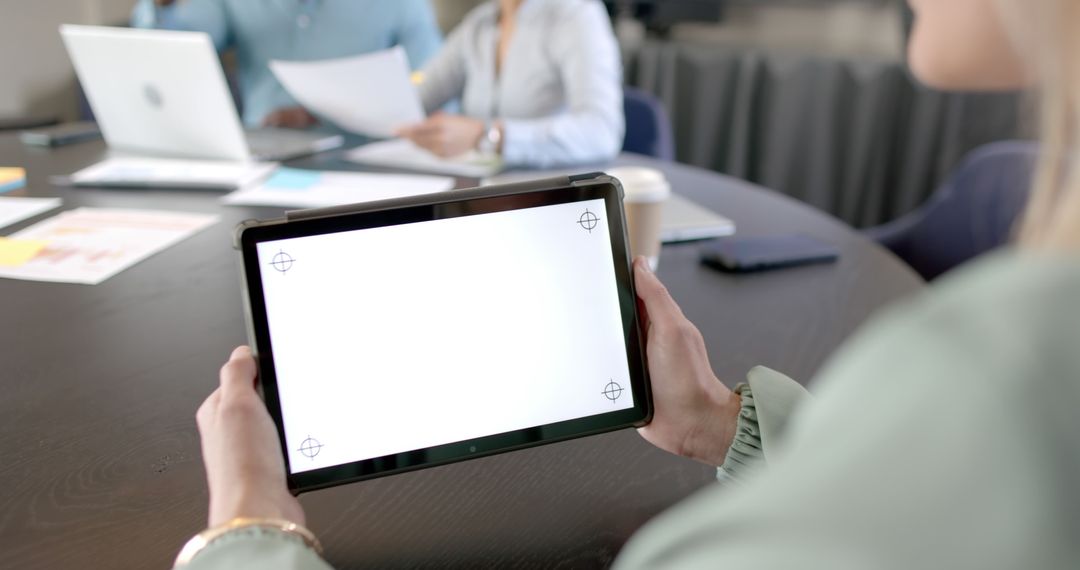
[633,256,684,328]
[219,345,257,397]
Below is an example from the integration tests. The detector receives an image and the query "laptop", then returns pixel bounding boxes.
[659,193,735,242]
[60,25,342,163]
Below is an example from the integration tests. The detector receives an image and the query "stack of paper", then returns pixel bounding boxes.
[345,139,502,178]
[269,47,424,138]
[0,196,61,230]
[0,208,218,284]
[0,167,26,193]
[223,167,455,208]
[69,157,277,190]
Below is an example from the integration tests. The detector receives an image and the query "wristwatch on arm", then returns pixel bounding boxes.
[477,120,503,156]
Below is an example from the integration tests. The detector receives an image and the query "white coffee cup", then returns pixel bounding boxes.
[607,166,671,270]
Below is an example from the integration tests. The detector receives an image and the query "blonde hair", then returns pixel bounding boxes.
[997,0,1080,247]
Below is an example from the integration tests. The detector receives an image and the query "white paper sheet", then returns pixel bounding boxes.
[222,167,455,209]
[270,47,424,138]
[0,196,62,230]
[0,208,219,284]
[69,157,276,190]
[345,138,502,178]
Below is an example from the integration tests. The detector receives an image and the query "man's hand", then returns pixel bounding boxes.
[396,112,486,158]
[262,106,319,129]
[196,346,305,527]
[633,257,742,467]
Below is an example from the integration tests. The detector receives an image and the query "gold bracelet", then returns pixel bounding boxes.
[173,517,323,567]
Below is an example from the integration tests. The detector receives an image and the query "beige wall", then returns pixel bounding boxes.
[0,0,903,123]
[434,0,485,34]
[672,0,904,59]
[0,0,133,121]
[435,0,904,59]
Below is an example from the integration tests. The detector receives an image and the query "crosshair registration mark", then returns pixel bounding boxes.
[298,436,323,459]
[578,209,600,233]
[602,380,624,404]
[269,250,295,274]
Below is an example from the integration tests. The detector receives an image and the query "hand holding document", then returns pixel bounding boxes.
[270,47,424,138]
[0,208,218,284]
[223,167,455,209]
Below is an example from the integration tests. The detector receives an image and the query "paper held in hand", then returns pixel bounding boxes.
[269,47,424,138]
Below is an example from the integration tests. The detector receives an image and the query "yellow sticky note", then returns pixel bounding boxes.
[0,167,26,193]
[0,237,48,267]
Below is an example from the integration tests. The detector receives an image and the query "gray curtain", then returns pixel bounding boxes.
[628,41,1026,227]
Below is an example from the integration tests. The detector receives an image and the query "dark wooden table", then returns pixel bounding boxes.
[0,136,922,569]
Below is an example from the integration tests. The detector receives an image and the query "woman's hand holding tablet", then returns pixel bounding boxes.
[235,174,654,492]
[196,346,305,526]
[630,258,742,466]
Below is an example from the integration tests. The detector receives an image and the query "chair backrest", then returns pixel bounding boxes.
[622,86,675,161]
[869,140,1037,280]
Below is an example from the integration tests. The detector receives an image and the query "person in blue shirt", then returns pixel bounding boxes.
[131,0,442,130]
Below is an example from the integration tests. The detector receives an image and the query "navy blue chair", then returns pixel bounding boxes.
[622,86,675,161]
[865,140,1038,281]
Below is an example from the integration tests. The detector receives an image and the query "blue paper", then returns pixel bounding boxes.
[0,179,25,193]
[0,167,25,194]
[263,168,322,191]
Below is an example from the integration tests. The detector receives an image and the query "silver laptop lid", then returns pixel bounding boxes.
[60,25,251,162]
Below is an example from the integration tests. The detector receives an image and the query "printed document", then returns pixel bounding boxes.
[223,167,454,209]
[0,196,61,230]
[270,47,424,138]
[0,208,218,284]
[69,157,276,190]
[345,139,502,178]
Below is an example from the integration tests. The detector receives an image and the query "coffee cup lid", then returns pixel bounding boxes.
[606,166,671,202]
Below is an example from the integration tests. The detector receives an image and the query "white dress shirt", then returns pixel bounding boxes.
[419,0,625,168]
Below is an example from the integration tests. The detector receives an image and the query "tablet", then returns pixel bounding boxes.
[236,173,652,493]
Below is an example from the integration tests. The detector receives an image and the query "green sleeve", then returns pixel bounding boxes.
[614,252,1080,569]
[180,527,332,570]
[718,366,810,483]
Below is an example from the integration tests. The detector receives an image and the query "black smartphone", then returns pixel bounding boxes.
[19,122,101,147]
[699,234,839,273]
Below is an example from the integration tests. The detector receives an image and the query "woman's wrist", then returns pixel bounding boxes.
[681,381,742,467]
[476,120,503,155]
[174,517,322,567]
[208,488,305,528]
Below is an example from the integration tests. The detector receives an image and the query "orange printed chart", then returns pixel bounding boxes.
[0,208,218,284]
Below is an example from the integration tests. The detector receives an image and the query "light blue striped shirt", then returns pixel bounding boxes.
[419,0,625,168]
[131,0,442,128]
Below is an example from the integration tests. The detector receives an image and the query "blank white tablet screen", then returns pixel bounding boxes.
[257,198,634,474]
